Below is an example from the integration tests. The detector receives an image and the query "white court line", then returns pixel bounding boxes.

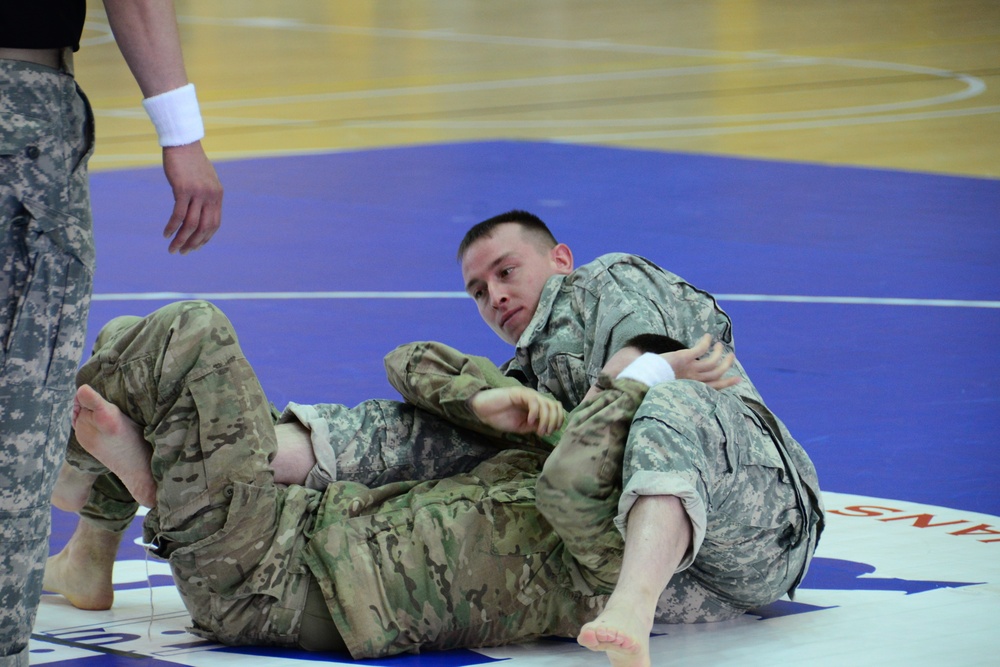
[342,82,988,130]
[197,61,807,111]
[91,292,1000,308]
[553,104,1000,142]
[87,102,1000,165]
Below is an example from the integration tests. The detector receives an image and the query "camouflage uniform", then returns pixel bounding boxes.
[388,340,823,621]
[506,252,755,407]
[70,299,820,655]
[495,252,825,606]
[0,56,94,666]
[67,301,647,658]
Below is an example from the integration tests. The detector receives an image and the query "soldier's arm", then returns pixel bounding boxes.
[384,341,556,448]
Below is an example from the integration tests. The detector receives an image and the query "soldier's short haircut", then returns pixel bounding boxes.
[457,210,558,262]
[623,332,688,355]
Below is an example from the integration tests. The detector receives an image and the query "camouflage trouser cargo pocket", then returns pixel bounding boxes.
[69,301,277,527]
[160,482,315,648]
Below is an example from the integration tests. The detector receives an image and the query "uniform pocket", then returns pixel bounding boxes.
[546,352,587,407]
[166,483,313,646]
[0,114,66,212]
[0,209,92,384]
[169,482,282,596]
[715,405,796,530]
[0,112,48,156]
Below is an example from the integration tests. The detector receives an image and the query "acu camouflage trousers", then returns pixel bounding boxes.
[0,58,94,667]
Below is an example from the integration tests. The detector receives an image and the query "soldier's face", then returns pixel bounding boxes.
[461,223,573,345]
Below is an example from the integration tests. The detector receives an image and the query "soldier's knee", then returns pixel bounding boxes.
[538,449,575,491]
[647,379,714,404]
[160,299,220,319]
[536,449,590,512]
[158,300,230,332]
[93,315,143,352]
[151,301,237,355]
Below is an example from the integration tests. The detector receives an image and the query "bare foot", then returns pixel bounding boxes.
[51,461,99,513]
[578,602,652,667]
[73,384,156,508]
[43,519,124,610]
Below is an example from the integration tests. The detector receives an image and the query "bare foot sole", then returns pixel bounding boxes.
[51,462,99,513]
[73,384,156,508]
[43,521,123,610]
[578,617,651,667]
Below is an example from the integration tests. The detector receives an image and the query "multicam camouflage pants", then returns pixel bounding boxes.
[0,59,94,667]
[67,301,514,649]
[74,320,503,536]
[68,301,311,645]
[299,381,652,658]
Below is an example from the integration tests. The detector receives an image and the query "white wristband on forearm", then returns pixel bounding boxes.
[142,83,205,147]
[617,352,676,387]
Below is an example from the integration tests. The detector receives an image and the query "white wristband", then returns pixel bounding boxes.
[617,352,676,387]
[142,83,205,147]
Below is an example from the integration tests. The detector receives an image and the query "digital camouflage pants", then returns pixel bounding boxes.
[0,58,94,667]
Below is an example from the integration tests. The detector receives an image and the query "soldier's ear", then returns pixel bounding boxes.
[549,243,573,274]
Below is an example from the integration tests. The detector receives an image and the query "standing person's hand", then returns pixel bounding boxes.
[161,142,222,254]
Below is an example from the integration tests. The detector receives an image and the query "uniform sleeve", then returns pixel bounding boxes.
[578,257,750,394]
[588,259,733,354]
[384,341,556,450]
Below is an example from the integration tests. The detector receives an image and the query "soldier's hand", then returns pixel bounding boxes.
[470,387,564,436]
[663,334,741,390]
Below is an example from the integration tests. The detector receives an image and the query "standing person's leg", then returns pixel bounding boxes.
[0,60,94,667]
